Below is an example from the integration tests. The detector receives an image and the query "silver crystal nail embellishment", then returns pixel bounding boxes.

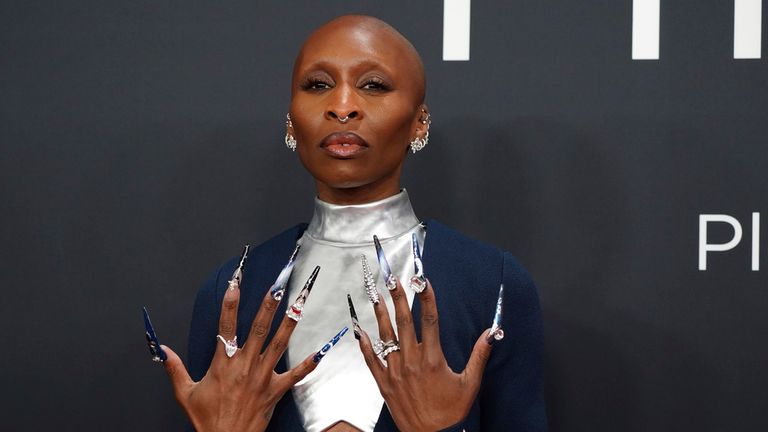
[361,255,379,304]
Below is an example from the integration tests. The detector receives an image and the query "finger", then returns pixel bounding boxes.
[371,290,402,371]
[261,313,298,369]
[274,352,319,393]
[362,252,400,370]
[261,266,320,368]
[386,276,418,358]
[241,289,280,360]
[419,279,443,360]
[460,330,494,395]
[358,328,387,381]
[160,344,195,402]
[215,283,240,360]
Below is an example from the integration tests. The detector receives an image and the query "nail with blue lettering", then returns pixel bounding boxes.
[270,243,301,301]
[313,326,349,363]
[361,255,379,304]
[373,235,398,290]
[409,233,427,293]
[347,294,362,340]
[228,244,250,291]
[142,307,167,363]
[487,284,505,345]
[286,265,320,322]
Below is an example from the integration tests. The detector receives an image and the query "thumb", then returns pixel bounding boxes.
[274,352,320,394]
[160,344,194,398]
[288,353,320,387]
[461,329,494,392]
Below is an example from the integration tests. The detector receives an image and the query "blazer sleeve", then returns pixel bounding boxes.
[479,252,547,430]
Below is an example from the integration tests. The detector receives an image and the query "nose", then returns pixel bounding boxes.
[325,85,360,123]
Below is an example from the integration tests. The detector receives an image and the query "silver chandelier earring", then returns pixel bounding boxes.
[409,110,431,153]
[285,113,297,151]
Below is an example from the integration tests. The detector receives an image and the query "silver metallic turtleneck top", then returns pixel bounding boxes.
[285,190,425,432]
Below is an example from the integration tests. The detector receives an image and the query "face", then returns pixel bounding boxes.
[289,18,427,204]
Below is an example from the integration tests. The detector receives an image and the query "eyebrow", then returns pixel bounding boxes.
[299,59,395,77]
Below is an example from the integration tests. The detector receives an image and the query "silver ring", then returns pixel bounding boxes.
[217,335,238,358]
[379,344,400,359]
[373,339,400,359]
[338,115,350,123]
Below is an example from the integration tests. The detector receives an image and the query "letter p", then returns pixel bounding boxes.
[699,215,743,270]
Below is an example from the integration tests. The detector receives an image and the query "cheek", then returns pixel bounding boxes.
[290,99,324,141]
[368,105,416,147]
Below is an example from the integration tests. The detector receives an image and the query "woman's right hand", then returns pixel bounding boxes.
[160,278,318,431]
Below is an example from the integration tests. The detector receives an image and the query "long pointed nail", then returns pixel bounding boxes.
[487,284,505,344]
[286,265,320,322]
[142,307,167,363]
[313,326,349,363]
[373,235,397,291]
[228,244,250,291]
[361,255,380,304]
[347,294,363,340]
[270,243,301,301]
[409,233,427,293]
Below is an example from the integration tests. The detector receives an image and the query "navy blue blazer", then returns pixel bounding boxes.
[187,220,547,431]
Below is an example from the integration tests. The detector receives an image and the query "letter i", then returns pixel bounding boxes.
[753,212,760,271]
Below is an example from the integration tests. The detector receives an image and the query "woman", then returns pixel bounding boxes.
[146,15,546,431]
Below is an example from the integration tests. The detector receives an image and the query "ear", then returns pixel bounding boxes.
[410,104,430,141]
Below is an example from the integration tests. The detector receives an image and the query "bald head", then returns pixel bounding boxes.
[292,15,426,104]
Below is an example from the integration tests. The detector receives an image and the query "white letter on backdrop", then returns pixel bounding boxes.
[699,214,743,271]
[443,0,471,61]
[734,0,762,59]
[633,0,660,59]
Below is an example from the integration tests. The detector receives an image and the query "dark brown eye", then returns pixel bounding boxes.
[360,77,390,91]
[300,77,332,91]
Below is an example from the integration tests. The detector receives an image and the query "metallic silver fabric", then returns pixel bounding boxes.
[285,190,425,432]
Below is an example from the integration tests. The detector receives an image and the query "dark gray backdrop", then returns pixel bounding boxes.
[1,1,766,430]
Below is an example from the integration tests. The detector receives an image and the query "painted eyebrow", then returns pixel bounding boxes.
[299,59,395,77]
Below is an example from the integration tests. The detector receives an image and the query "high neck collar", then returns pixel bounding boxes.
[305,190,420,245]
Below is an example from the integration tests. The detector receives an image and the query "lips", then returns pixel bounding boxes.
[320,132,369,158]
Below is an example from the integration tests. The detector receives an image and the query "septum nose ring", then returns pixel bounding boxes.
[338,115,350,124]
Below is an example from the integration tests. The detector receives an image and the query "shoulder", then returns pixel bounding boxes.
[423,219,499,256]
[422,218,539,337]
[423,219,533,287]
[422,219,539,347]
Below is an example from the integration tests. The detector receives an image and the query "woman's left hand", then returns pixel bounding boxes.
[356,277,495,431]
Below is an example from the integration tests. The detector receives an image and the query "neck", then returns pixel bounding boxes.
[315,178,401,205]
